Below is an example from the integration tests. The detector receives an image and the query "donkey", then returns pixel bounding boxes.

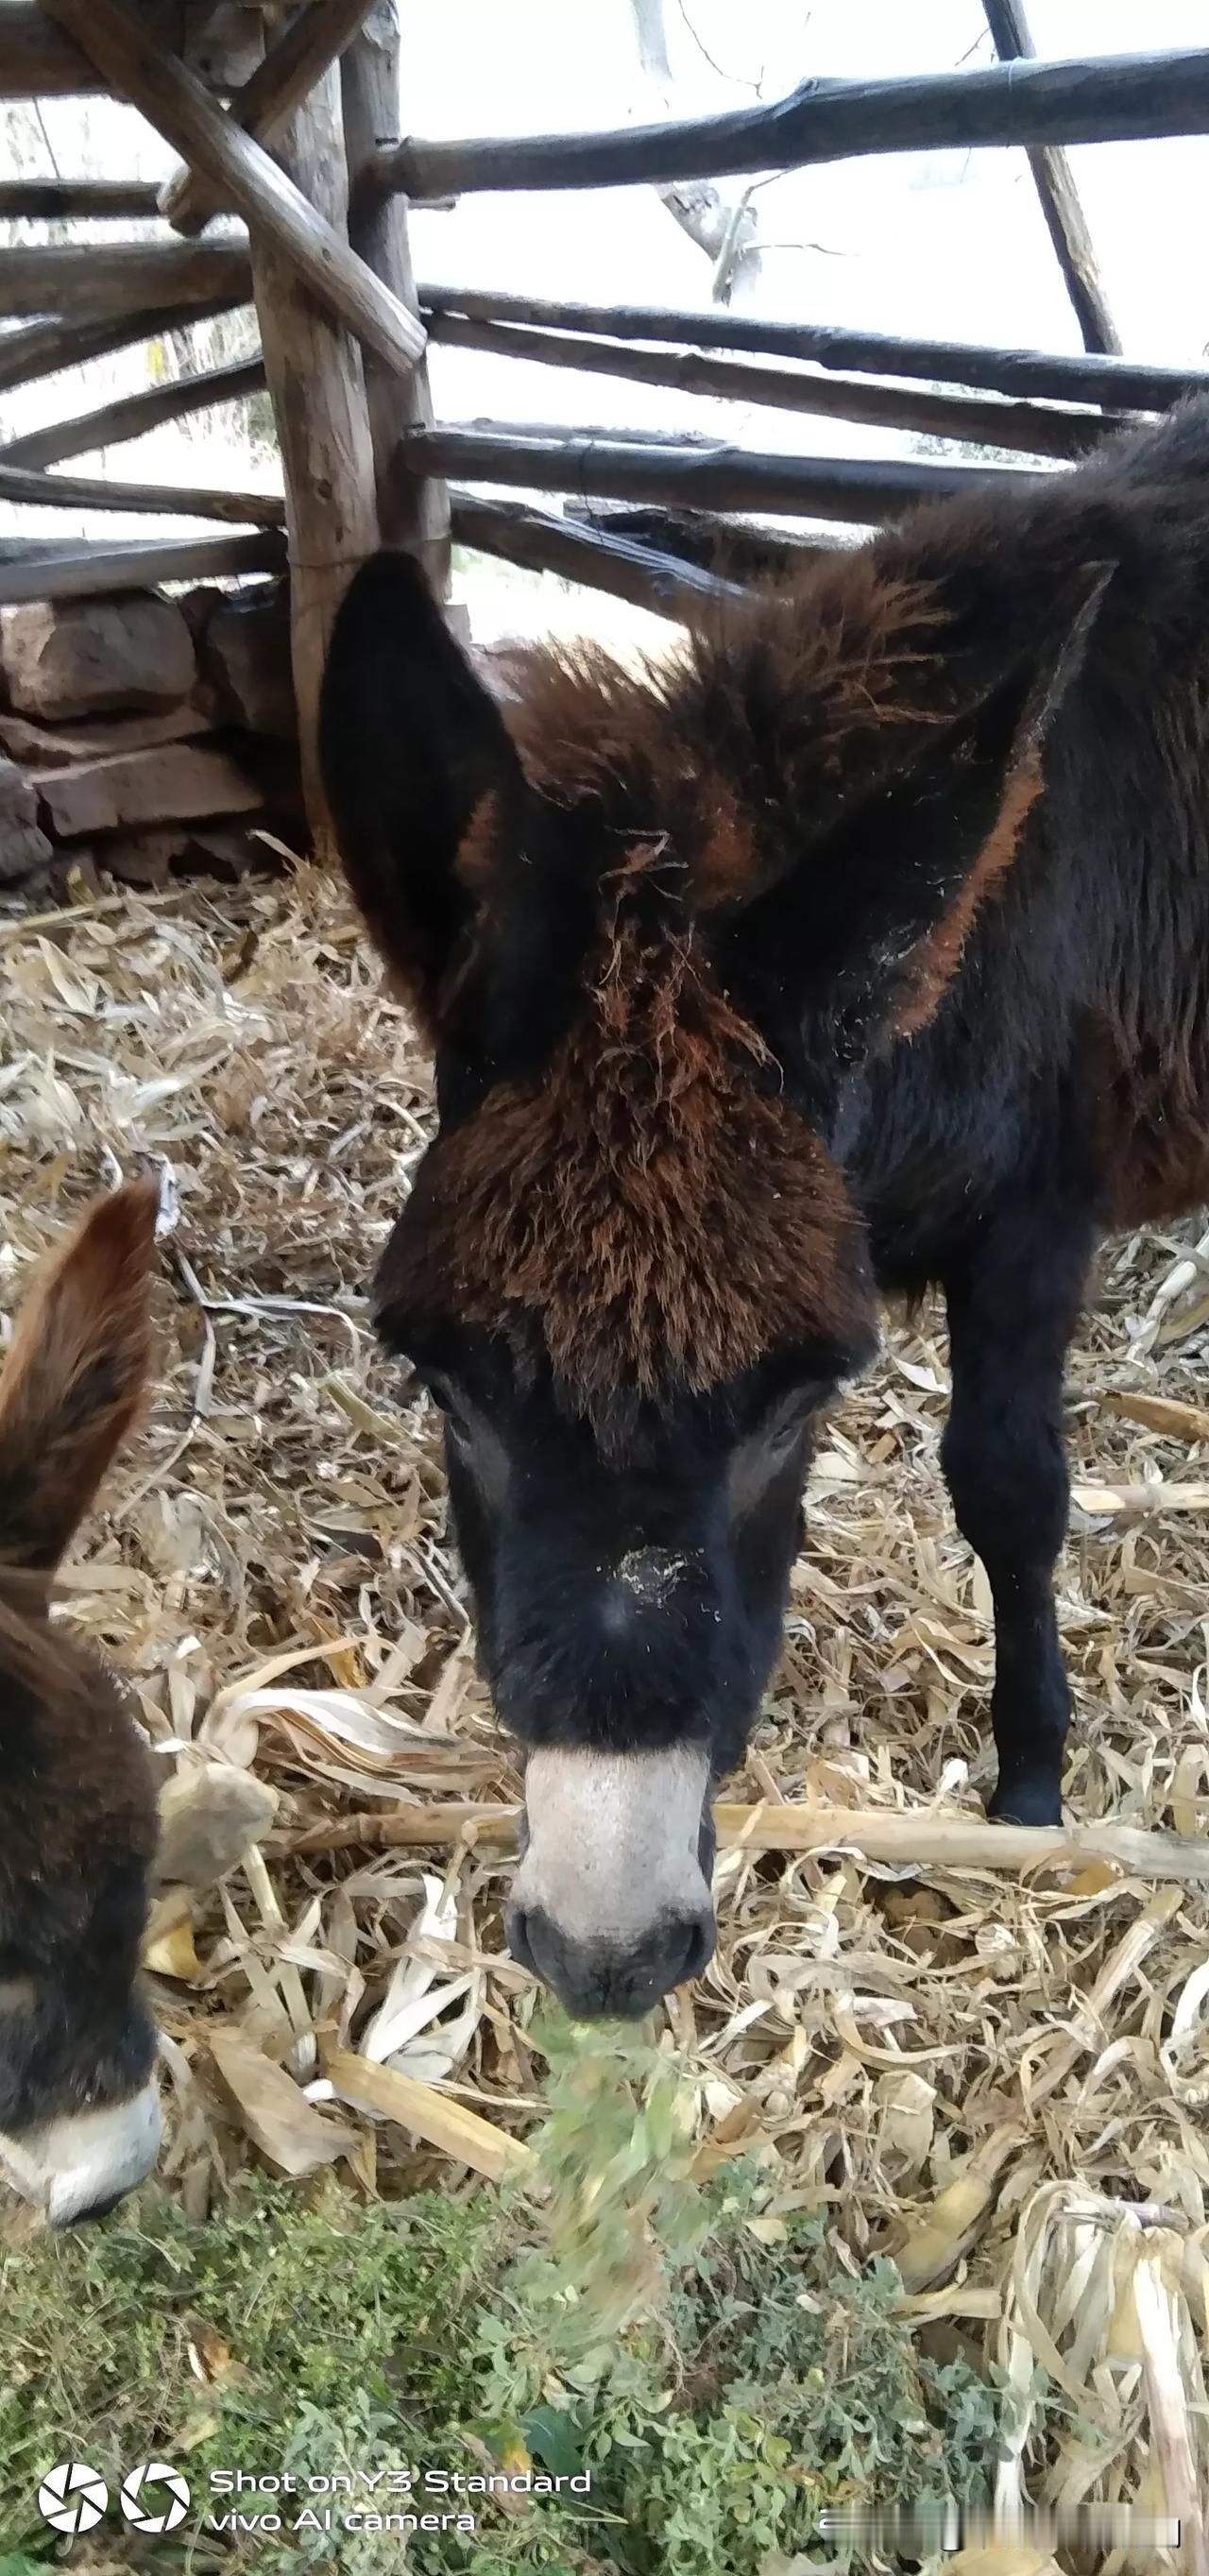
[0,1182,162,2222]
[320,399,1209,2021]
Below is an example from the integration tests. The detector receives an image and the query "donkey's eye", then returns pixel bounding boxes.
[422,1374,473,1436]
[763,1394,818,1456]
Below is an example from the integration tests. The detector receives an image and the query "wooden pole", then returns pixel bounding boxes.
[161,0,378,234]
[0,238,251,322]
[379,47,1209,199]
[39,0,427,376]
[982,0,1121,357]
[0,178,163,217]
[429,313,1121,462]
[450,491,749,623]
[0,530,284,605]
[342,0,450,583]
[249,49,377,842]
[400,426,1040,521]
[0,297,253,398]
[284,1796,1209,1885]
[419,284,1203,412]
[0,355,267,469]
[0,458,281,522]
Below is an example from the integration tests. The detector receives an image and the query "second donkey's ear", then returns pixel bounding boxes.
[319,553,526,1038]
[0,1181,159,1579]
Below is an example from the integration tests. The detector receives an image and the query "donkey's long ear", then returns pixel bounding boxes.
[709,532,1114,1066]
[319,553,525,1035]
[0,1181,158,1576]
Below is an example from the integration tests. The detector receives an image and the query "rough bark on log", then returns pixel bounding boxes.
[982,0,1121,357]
[250,56,377,835]
[430,313,1120,462]
[162,0,377,234]
[0,179,163,217]
[419,285,1202,411]
[0,458,282,524]
[449,490,749,623]
[380,48,1209,198]
[0,298,253,397]
[40,0,426,375]
[343,0,449,580]
[0,239,251,322]
[400,426,1039,521]
[0,355,266,469]
[0,531,284,605]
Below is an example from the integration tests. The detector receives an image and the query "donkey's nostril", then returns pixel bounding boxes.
[508,1902,716,2020]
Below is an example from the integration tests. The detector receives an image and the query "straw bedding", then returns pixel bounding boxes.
[1,860,1206,2551]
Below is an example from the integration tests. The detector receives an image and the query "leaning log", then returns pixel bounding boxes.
[982,0,1120,356]
[400,426,1040,522]
[449,491,749,623]
[162,0,377,235]
[381,48,1209,198]
[429,313,1121,462]
[342,0,450,581]
[40,0,426,376]
[0,239,251,323]
[419,285,1204,413]
[0,530,285,606]
[0,179,163,217]
[0,459,281,523]
[0,298,253,397]
[0,355,267,469]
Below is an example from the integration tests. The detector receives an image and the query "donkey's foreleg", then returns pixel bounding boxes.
[939,1192,1095,1826]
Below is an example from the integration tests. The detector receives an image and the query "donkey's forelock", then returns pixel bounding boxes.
[376,839,866,1420]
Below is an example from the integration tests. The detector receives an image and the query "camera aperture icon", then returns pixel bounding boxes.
[119,2460,192,2532]
[37,2462,109,2535]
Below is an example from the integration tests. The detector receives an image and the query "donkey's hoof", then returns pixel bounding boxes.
[987,1779,1063,1828]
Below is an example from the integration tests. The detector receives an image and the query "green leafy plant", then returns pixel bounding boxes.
[0,2021,1068,2575]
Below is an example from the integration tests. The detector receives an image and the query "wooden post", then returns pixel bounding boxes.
[162,0,378,233]
[249,47,377,841]
[981,0,1121,356]
[341,0,449,588]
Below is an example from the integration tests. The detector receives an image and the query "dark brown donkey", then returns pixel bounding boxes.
[321,399,1209,2021]
[0,1183,162,2221]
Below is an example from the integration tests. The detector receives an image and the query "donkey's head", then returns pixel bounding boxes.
[0,1182,162,2224]
[320,515,1109,2018]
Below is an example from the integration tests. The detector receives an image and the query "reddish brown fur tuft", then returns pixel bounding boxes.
[386,851,862,1414]
[0,1178,160,1575]
[502,561,953,917]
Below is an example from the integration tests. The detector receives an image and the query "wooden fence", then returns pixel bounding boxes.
[0,0,1207,836]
